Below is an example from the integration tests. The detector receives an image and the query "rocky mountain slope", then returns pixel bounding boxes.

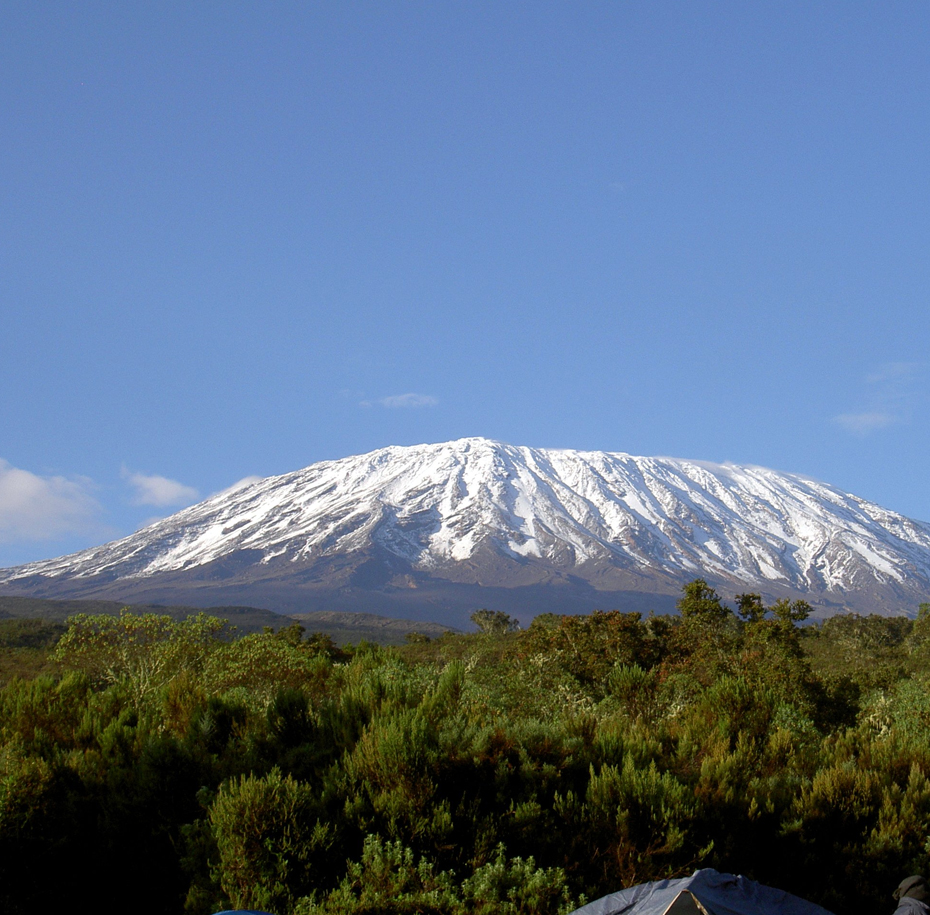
[2,438,929,624]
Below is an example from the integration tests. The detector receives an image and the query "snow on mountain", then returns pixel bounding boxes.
[2,438,929,614]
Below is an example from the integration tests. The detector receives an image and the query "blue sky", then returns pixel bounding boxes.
[2,2,929,568]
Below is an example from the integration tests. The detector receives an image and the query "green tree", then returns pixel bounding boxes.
[771,598,812,626]
[909,602,930,645]
[209,768,332,913]
[677,579,728,623]
[518,611,654,692]
[735,592,766,623]
[471,609,520,635]
[667,579,738,680]
[53,611,227,704]
[295,835,579,915]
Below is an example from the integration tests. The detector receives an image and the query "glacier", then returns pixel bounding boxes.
[2,437,929,618]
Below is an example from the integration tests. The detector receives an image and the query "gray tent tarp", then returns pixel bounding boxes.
[569,869,836,915]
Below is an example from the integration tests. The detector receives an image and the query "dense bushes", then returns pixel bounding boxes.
[0,583,929,914]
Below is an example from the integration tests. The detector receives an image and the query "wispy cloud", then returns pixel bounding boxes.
[360,393,439,409]
[833,362,924,436]
[223,475,263,493]
[122,468,199,507]
[0,459,103,542]
[834,412,897,434]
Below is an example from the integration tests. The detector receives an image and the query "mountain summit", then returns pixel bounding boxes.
[2,438,929,624]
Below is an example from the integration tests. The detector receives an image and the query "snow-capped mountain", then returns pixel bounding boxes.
[2,438,929,623]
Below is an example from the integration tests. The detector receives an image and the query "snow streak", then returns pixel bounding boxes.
[3,438,930,596]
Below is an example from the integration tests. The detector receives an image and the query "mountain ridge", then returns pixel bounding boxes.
[2,437,928,625]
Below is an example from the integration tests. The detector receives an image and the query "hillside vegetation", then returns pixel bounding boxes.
[1,580,929,915]
[0,594,453,651]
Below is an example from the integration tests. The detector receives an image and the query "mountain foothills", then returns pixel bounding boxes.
[2,438,929,624]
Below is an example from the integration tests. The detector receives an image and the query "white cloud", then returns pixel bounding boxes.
[122,468,199,507]
[219,475,263,494]
[833,362,925,436]
[865,362,921,385]
[0,460,103,542]
[361,393,439,409]
[833,412,897,435]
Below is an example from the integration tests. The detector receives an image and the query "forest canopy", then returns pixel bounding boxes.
[1,582,930,915]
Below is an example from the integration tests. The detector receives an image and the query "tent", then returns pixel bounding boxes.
[569,869,836,915]
[211,910,277,915]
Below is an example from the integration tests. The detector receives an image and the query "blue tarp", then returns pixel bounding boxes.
[570,869,836,915]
